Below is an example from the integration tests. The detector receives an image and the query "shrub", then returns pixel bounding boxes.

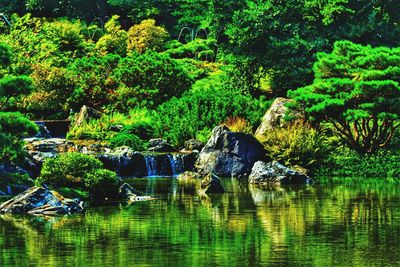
[127,19,169,53]
[67,109,154,140]
[112,51,193,109]
[108,133,145,150]
[38,153,103,188]
[95,15,128,56]
[155,72,270,145]
[315,148,400,178]
[224,117,253,134]
[0,112,38,163]
[37,153,120,199]
[259,121,332,169]
[121,121,156,140]
[164,39,217,61]
[84,169,119,199]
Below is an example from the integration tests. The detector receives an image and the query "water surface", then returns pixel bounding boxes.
[1,177,400,267]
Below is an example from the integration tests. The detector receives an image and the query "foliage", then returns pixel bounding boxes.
[95,15,128,56]
[112,51,193,109]
[0,75,32,109]
[259,121,332,169]
[121,121,156,140]
[0,112,38,163]
[154,72,269,145]
[83,169,119,199]
[108,133,145,150]
[38,153,103,187]
[67,54,120,110]
[0,43,12,67]
[67,108,154,140]
[224,117,253,134]
[226,0,400,97]
[127,19,169,53]
[289,41,400,153]
[315,147,400,178]
[0,43,37,164]
[37,153,119,199]
[22,63,77,116]
[164,38,217,61]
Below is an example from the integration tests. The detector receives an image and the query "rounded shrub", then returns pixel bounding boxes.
[84,169,119,199]
[108,133,145,150]
[38,153,103,188]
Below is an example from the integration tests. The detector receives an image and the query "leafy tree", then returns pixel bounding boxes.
[22,63,77,116]
[0,75,32,109]
[112,51,193,110]
[288,41,400,153]
[67,54,120,110]
[226,0,400,97]
[106,0,176,26]
[0,112,37,163]
[127,19,169,53]
[25,0,108,20]
[0,43,37,163]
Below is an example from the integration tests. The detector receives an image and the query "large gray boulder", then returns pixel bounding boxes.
[255,97,303,139]
[195,125,266,177]
[249,161,311,185]
[0,187,84,215]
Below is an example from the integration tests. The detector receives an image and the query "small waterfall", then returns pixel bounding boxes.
[167,154,184,176]
[145,155,158,177]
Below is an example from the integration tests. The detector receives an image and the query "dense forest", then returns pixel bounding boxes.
[0,0,399,187]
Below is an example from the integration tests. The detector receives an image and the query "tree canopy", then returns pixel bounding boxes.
[289,40,400,153]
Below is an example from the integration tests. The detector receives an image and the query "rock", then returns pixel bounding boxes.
[147,138,175,152]
[28,138,74,153]
[74,105,102,127]
[177,171,201,180]
[184,139,204,151]
[248,161,311,185]
[255,97,304,139]
[0,187,84,215]
[198,173,225,194]
[118,183,156,202]
[97,152,147,177]
[112,146,136,157]
[118,183,143,199]
[195,125,266,177]
[35,122,52,138]
[109,124,124,132]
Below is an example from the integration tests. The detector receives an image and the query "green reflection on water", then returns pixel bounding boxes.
[0,177,400,267]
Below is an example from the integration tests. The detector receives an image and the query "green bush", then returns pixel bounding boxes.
[154,72,270,145]
[84,169,119,199]
[108,133,145,150]
[315,148,400,178]
[259,122,332,169]
[37,153,120,199]
[112,51,193,110]
[38,153,103,188]
[121,121,156,140]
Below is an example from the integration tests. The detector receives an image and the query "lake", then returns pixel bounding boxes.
[0,177,400,267]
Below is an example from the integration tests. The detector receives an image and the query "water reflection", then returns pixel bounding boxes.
[1,178,400,266]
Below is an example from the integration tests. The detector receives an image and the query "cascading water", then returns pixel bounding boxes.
[167,154,185,176]
[145,155,158,177]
